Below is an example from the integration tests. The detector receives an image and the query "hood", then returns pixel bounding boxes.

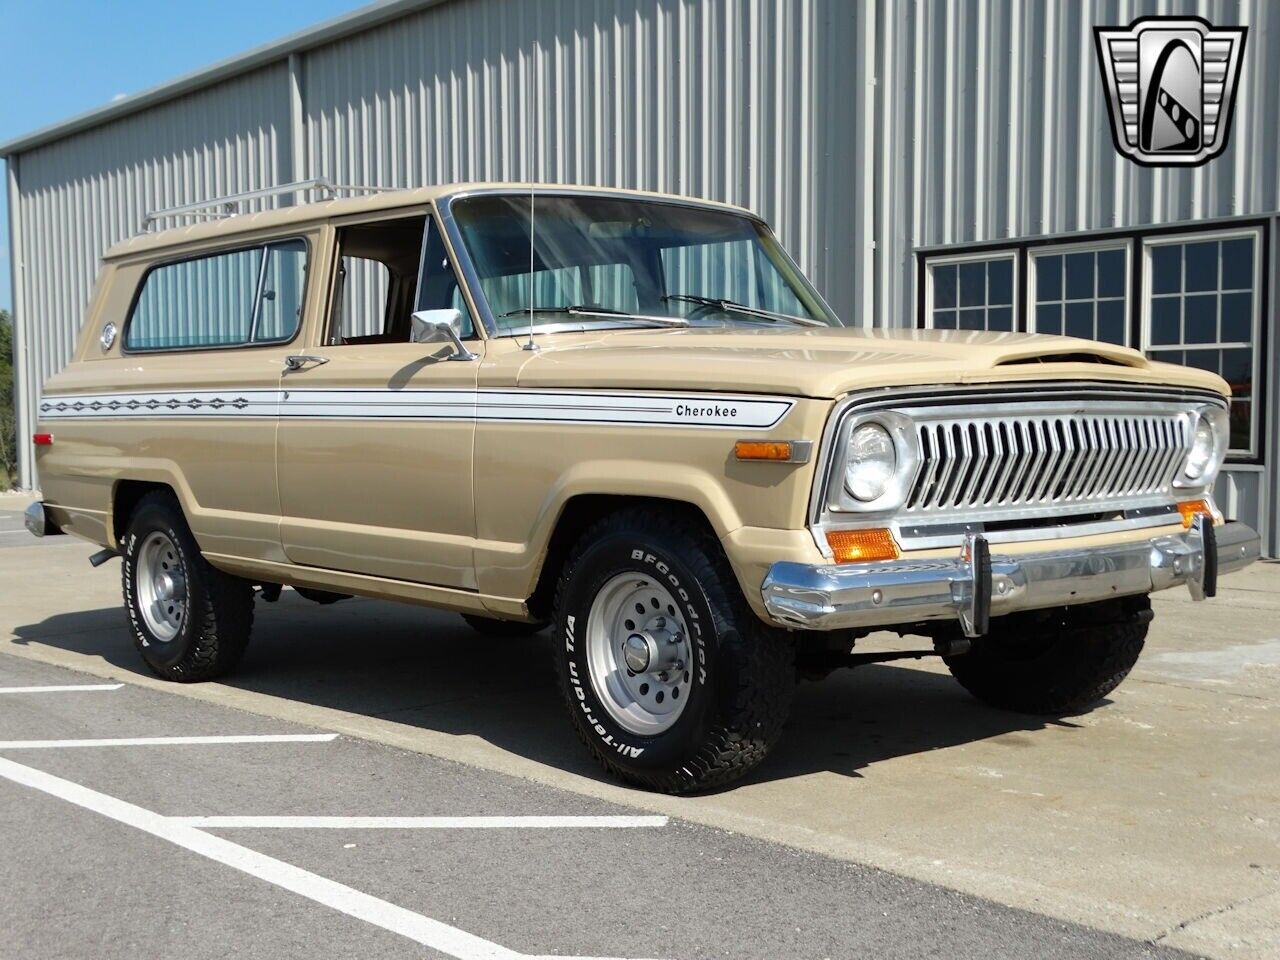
[502,326,1229,399]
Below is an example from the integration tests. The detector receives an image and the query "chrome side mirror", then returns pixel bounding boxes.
[410,309,478,361]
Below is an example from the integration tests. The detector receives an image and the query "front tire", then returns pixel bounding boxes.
[122,491,254,682]
[552,508,795,794]
[944,597,1150,714]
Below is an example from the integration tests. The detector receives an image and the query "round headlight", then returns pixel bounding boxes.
[1184,418,1216,481]
[845,422,897,502]
[1180,406,1228,485]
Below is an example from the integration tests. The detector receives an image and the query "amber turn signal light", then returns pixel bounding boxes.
[1177,499,1213,528]
[735,441,794,462]
[826,528,899,563]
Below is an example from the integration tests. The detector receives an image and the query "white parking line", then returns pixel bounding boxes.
[171,815,668,829]
[0,733,338,750]
[0,683,124,694]
[0,756,666,960]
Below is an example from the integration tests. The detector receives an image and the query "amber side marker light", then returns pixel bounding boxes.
[735,440,794,462]
[826,528,900,563]
[32,433,53,446]
[1177,499,1214,528]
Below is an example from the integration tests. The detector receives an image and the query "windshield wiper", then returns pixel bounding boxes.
[662,294,825,327]
[498,304,689,327]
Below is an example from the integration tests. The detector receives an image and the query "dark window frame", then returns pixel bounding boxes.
[915,218,1270,466]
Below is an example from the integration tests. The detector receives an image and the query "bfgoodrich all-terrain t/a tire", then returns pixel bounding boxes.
[944,596,1150,715]
[122,491,255,682]
[552,507,795,794]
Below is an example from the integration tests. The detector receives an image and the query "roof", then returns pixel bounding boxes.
[102,183,756,260]
[0,0,447,157]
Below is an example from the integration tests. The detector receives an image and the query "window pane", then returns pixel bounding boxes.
[1221,292,1252,343]
[254,241,306,343]
[1065,300,1093,339]
[987,306,1013,331]
[1065,252,1094,300]
[933,310,957,329]
[987,259,1013,305]
[1184,349,1219,374]
[933,264,957,308]
[587,263,639,312]
[339,258,392,338]
[1183,294,1217,343]
[1221,237,1254,290]
[1220,347,1252,393]
[127,247,262,350]
[958,308,985,330]
[1150,245,1181,294]
[959,263,986,307]
[1096,299,1126,344]
[1036,303,1062,335]
[1036,255,1062,302]
[1097,249,1125,298]
[417,220,476,338]
[1149,349,1183,367]
[1183,241,1218,292]
[1229,400,1252,451]
[1150,296,1181,345]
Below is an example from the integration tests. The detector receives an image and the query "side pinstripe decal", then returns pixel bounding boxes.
[38,389,795,430]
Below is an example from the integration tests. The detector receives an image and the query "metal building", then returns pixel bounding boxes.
[3,0,1276,554]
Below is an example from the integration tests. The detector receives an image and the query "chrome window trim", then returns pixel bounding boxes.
[808,381,1228,556]
[435,187,841,341]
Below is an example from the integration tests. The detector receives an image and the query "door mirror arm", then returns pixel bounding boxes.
[410,309,479,361]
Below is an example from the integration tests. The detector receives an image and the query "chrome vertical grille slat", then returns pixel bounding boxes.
[902,405,1194,519]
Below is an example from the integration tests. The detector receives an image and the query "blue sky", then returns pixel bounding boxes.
[0,0,368,314]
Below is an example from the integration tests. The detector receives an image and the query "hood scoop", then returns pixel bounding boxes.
[995,345,1147,369]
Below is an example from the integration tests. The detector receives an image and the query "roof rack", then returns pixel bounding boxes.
[139,177,399,231]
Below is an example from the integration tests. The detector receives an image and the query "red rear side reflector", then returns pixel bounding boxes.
[32,433,53,446]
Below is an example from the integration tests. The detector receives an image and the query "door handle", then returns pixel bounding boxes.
[283,355,330,372]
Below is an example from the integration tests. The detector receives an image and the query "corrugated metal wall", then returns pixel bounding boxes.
[298,0,869,329]
[874,0,1280,327]
[7,64,291,486]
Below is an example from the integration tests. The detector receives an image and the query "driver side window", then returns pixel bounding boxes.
[328,215,476,345]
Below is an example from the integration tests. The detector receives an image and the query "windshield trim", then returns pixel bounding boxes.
[434,187,841,340]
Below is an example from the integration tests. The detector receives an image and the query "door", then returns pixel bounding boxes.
[275,213,483,589]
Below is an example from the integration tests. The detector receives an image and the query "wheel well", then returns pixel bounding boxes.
[111,480,176,545]
[527,495,719,621]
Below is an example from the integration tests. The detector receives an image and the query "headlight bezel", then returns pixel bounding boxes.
[1174,403,1230,490]
[825,411,921,515]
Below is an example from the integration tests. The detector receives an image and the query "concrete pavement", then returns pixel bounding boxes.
[1,498,1277,957]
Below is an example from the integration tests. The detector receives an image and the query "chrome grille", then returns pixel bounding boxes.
[904,412,1191,515]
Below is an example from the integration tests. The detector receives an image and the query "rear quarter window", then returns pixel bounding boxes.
[125,239,307,351]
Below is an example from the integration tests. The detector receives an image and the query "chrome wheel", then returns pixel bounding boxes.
[136,530,187,642]
[585,572,694,736]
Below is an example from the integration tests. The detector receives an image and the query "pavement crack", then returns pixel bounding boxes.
[1150,886,1279,945]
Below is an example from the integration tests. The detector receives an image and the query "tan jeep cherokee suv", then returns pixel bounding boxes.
[26,183,1261,793]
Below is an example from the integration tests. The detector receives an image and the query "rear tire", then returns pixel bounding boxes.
[461,614,548,638]
[944,597,1149,714]
[121,491,254,682]
[551,507,795,794]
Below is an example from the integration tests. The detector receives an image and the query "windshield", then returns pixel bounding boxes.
[450,194,838,333]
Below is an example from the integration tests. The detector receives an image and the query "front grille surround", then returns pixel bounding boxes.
[811,383,1226,550]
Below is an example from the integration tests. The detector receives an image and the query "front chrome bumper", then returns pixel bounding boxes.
[761,519,1261,634]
